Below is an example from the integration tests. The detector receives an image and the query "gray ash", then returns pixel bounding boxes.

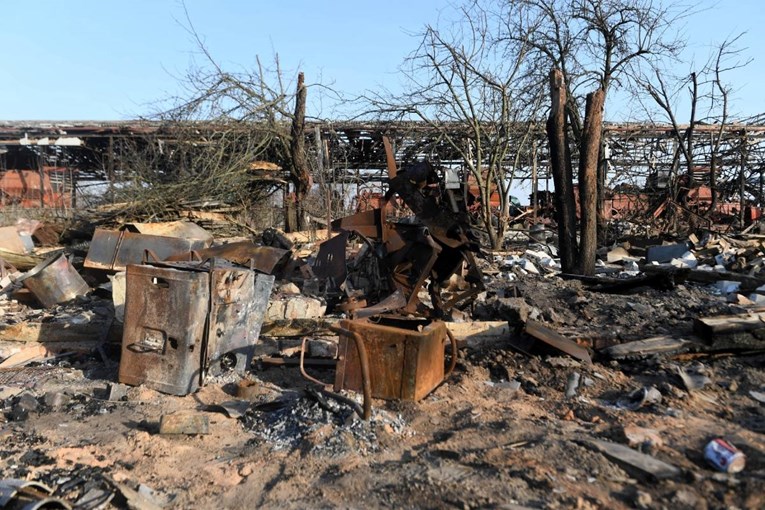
[241,391,407,456]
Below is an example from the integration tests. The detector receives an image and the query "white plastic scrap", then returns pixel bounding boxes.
[623,260,640,274]
[715,280,741,294]
[520,258,539,275]
[670,251,698,269]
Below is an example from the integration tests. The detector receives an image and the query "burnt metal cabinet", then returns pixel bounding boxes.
[118,261,274,395]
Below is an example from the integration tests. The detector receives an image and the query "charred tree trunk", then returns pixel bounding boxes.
[546,69,578,272]
[575,89,605,276]
[289,72,311,232]
[708,151,718,217]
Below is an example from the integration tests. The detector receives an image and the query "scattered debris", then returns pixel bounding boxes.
[0,478,72,509]
[580,438,681,480]
[0,166,764,507]
[617,386,663,410]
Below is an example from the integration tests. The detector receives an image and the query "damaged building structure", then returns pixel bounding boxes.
[0,119,762,508]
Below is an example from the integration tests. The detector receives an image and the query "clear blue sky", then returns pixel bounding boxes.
[0,0,762,120]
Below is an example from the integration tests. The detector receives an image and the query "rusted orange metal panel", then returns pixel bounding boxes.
[334,317,448,402]
[0,168,72,208]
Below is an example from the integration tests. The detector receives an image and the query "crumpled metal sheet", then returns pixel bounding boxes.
[124,220,214,245]
[85,229,209,272]
[0,478,71,509]
[166,241,291,276]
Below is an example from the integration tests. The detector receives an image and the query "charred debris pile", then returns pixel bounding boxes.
[0,162,762,508]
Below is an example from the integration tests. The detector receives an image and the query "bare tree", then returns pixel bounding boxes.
[633,34,751,220]
[497,0,686,273]
[129,5,323,231]
[109,122,282,228]
[365,3,543,249]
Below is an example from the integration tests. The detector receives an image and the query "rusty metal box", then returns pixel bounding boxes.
[334,318,448,402]
[119,264,209,395]
[119,261,274,395]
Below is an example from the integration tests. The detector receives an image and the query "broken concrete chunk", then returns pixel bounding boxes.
[108,383,130,401]
[715,280,741,294]
[11,392,40,421]
[42,391,71,409]
[671,251,698,269]
[494,297,529,325]
[285,296,326,320]
[308,338,338,358]
[279,282,301,294]
[266,295,326,322]
[519,258,539,275]
[0,386,23,400]
[159,413,210,435]
[623,425,663,450]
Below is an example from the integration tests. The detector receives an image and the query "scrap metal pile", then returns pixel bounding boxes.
[0,150,487,422]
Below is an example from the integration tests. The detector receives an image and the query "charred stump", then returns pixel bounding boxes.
[289,72,311,232]
[546,68,578,272]
[575,89,605,276]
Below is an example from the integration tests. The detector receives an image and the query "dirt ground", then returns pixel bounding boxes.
[1,272,764,509]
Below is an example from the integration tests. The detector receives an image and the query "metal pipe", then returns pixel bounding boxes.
[445,329,458,378]
[330,325,372,420]
[299,337,330,387]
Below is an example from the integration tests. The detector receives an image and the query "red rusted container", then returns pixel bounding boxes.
[333,317,454,402]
